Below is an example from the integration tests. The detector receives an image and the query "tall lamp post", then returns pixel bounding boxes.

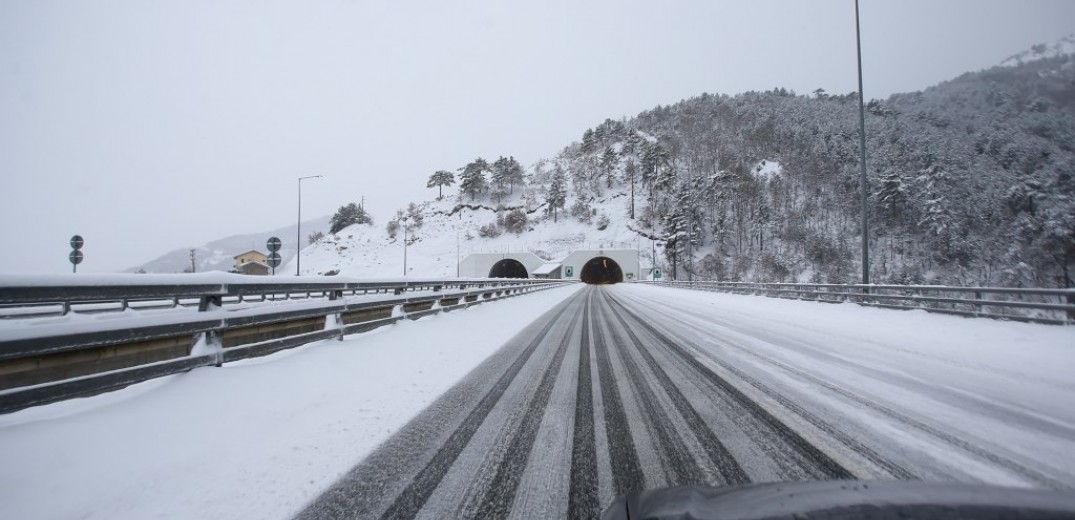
[297,175,322,276]
[855,0,870,286]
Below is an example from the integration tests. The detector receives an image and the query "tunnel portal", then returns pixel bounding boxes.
[488,259,529,278]
[580,256,623,284]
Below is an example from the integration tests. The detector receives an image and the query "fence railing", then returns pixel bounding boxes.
[0,275,573,413]
[645,280,1075,325]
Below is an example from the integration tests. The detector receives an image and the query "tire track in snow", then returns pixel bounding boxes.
[593,297,705,487]
[590,291,646,497]
[609,288,916,481]
[606,292,853,480]
[720,340,1072,490]
[377,297,578,520]
[461,309,575,519]
[599,290,750,486]
[567,303,599,520]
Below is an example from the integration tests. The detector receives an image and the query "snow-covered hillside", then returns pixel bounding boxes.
[289,191,656,278]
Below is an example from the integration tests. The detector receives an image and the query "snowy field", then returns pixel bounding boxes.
[1,283,1073,520]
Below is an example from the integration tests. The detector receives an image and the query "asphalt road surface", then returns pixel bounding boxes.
[295,285,1075,519]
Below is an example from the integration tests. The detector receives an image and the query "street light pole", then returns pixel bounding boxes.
[855,0,870,285]
[297,175,322,276]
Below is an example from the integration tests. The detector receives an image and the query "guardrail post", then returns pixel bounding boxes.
[328,290,345,340]
[198,295,223,312]
[1067,293,1075,324]
[975,290,984,317]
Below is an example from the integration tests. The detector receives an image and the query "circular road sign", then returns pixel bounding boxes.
[70,235,84,250]
[69,250,84,265]
[267,252,282,268]
[266,236,282,252]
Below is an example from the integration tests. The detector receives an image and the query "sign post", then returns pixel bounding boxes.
[69,235,84,273]
[266,237,282,276]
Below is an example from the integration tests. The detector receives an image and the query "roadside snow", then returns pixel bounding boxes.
[0,284,582,520]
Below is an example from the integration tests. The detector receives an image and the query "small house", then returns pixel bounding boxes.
[234,250,270,276]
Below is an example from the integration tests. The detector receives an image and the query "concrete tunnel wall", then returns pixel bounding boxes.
[459,253,545,278]
[559,250,640,283]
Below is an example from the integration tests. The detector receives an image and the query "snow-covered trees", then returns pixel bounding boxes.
[490,156,525,200]
[545,169,567,222]
[500,209,528,234]
[329,202,372,234]
[458,158,489,200]
[533,51,1075,286]
[426,170,455,200]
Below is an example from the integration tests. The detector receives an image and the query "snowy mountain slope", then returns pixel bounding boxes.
[302,36,1074,287]
[1000,34,1075,67]
[288,191,656,277]
[130,215,331,273]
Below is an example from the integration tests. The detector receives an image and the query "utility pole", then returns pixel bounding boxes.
[402,222,409,277]
[296,175,322,276]
[687,170,694,284]
[855,0,870,286]
[189,249,196,273]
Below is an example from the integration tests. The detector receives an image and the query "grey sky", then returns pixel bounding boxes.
[2,0,1073,274]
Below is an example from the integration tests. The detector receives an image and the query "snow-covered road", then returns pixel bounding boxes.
[299,285,1075,519]
[1,283,1073,520]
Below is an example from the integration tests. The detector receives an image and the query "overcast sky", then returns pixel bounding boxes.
[2,0,1074,274]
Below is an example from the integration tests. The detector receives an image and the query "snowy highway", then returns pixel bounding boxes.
[297,284,1075,519]
[2,283,1074,520]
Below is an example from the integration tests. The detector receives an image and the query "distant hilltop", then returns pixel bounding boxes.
[1000,34,1075,67]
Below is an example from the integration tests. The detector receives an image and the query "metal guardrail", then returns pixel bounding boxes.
[0,277,549,318]
[0,276,573,414]
[645,281,1075,325]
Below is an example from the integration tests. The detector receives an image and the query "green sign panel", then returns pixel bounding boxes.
[653,268,662,280]
[565,266,574,277]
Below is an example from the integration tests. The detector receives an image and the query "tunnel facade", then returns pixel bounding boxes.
[459,253,545,278]
[559,249,640,283]
[488,258,529,278]
[580,256,624,284]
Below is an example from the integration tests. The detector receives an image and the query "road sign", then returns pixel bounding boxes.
[70,235,84,250]
[565,266,574,277]
[267,252,282,268]
[69,250,84,265]
[653,268,661,280]
[266,236,282,252]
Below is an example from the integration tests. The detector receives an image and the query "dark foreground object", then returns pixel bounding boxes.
[602,481,1075,520]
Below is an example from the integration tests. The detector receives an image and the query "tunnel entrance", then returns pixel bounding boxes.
[580,256,623,284]
[488,259,529,278]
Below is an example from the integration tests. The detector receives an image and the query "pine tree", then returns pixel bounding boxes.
[329,202,372,234]
[458,158,489,200]
[426,170,455,200]
[624,159,638,219]
[506,156,525,194]
[600,147,619,189]
[490,156,511,204]
[546,169,567,222]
